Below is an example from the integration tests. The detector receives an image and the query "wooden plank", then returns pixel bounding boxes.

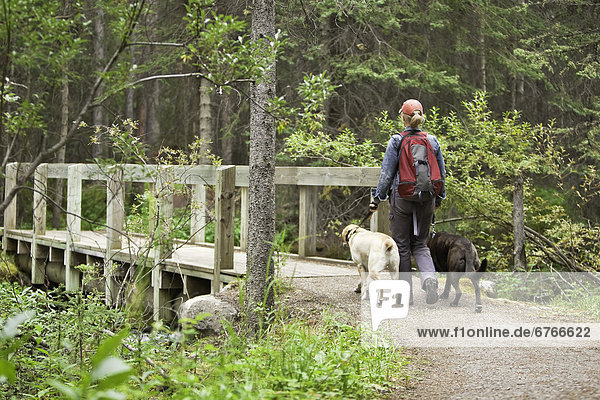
[3,163,18,231]
[106,168,124,250]
[156,166,174,259]
[46,163,69,179]
[298,186,318,257]
[65,164,83,291]
[31,244,48,285]
[370,200,391,235]
[219,166,380,187]
[175,165,217,185]
[17,240,30,255]
[190,184,207,244]
[46,164,380,186]
[239,187,249,251]
[33,164,48,236]
[49,247,64,263]
[66,165,83,241]
[32,164,48,284]
[153,166,174,321]
[105,168,124,305]
[273,167,380,186]
[213,165,236,293]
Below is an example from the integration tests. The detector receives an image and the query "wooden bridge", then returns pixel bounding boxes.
[1,163,390,320]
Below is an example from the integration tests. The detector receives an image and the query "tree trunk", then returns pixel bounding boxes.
[125,46,135,120]
[513,175,527,269]
[52,68,69,228]
[220,93,234,164]
[246,0,276,334]
[478,11,487,92]
[148,79,161,147]
[92,4,105,157]
[198,77,213,164]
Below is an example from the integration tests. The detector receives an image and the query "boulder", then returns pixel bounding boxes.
[178,294,237,336]
[480,280,497,298]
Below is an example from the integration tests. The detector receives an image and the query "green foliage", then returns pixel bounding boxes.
[0,280,408,399]
[182,0,284,88]
[491,273,600,320]
[0,282,128,398]
[127,314,406,399]
[426,92,599,271]
[441,91,562,181]
[280,72,382,166]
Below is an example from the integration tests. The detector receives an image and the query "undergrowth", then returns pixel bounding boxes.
[0,280,408,399]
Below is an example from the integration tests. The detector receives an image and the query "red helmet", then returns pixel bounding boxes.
[401,99,423,115]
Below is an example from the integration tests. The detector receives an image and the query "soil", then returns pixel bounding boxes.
[279,275,600,400]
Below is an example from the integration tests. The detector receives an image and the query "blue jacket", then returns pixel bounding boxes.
[371,127,446,204]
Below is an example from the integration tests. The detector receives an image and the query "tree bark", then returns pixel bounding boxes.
[513,175,527,269]
[220,93,234,164]
[52,68,69,228]
[246,0,276,333]
[198,77,213,163]
[148,79,161,148]
[92,4,105,157]
[478,9,487,92]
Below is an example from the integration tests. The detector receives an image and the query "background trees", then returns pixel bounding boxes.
[1,0,599,271]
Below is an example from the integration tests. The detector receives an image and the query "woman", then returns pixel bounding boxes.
[369,99,446,304]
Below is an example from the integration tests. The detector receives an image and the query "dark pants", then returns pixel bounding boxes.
[389,191,437,290]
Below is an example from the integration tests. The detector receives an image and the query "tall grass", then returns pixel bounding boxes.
[0,279,408,399]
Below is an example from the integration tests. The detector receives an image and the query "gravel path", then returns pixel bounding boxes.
[286,274,600,399]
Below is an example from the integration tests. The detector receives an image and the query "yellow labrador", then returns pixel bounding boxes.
[342,224,400,300]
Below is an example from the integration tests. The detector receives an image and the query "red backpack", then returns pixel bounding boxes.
[397,130,443,201]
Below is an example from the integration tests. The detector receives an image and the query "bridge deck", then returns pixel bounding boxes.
[3,228,358,284]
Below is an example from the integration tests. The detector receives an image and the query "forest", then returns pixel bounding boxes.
[1,0,599,398]
[1,0,599,269]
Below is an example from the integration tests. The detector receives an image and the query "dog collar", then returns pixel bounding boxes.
[345,227,360,243]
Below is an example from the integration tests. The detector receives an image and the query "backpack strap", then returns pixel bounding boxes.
[397,127,425,155]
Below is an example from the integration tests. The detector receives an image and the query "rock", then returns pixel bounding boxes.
[178,294,237,336]
[480,280,497,298]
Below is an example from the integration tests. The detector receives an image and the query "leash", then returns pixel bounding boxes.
[359,209,374,228]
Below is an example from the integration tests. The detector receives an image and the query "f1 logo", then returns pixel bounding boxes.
[369,280,410,330]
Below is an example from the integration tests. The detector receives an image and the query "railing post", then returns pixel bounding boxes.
[190,183,206,244]
[239,186,249,251]
[65,164,82,291]
[153,166,174,320]
[2,163,18,251]
[370,199,391,235]
[31,163,48,284]
[298,185,317,257]
[213,165,235,293]
[105,168,124,305]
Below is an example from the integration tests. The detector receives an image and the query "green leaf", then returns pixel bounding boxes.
[0,359,16,384]
[91,329,129,368]
[92,356,132,389]
[48,379,81,400]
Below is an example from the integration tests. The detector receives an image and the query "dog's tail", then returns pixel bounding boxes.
[384,238,400,278]
[478,258,488,273]
[467,256,487,283]
[384,239,395,254]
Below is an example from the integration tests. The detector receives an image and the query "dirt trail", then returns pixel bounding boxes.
[286,275,600,400]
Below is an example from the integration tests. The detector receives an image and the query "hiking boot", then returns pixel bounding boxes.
[424,278,438,305]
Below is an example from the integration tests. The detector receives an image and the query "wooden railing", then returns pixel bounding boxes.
[2,162,389,317]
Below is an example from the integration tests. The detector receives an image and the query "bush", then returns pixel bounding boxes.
[0,280,408,399]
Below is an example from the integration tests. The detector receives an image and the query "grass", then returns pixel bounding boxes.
[0,277,409,399]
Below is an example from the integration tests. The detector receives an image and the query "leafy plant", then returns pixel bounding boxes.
[0,279,409,399]
[280,72,382,167]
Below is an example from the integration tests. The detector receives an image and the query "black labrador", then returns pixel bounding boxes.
[428,232,487,312]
